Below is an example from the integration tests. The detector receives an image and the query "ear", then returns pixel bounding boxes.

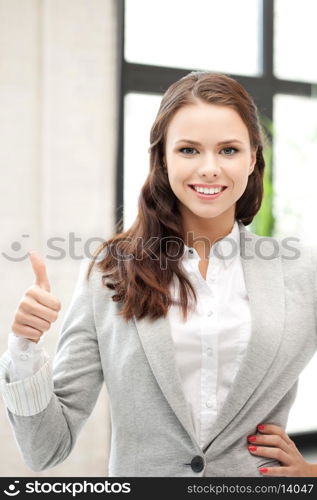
[249,148,257,175]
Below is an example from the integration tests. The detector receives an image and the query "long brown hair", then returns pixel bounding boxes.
[87,71,267,322]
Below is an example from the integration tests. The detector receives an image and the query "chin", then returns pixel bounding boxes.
[188,206,226,219]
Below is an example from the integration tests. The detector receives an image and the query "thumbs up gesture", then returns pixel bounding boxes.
[11,251,62,343]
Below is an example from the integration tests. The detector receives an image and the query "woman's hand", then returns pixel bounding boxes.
[247,424,317,476]
[11,251,61,343]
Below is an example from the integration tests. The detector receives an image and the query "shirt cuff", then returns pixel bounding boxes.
[8,331,46,352]
[8,332,50,382]
[0,349,53,416]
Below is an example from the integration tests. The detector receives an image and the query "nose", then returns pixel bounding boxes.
[197,153,221,177]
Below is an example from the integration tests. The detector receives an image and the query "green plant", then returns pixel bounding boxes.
[249,113,275,236]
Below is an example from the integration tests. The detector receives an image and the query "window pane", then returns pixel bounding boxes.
[124,93,162,230]
[274,0,317,83]
[274,94,317,433]
[286,355,317,434]
[125,0,262,77]
[273,94,317,243]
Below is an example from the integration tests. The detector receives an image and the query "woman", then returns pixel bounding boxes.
[1,71,317,477]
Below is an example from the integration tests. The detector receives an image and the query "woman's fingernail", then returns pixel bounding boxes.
[259,467,268,473]
[247,435,257,442]
[257,424,265,430]
[248,446,257,451]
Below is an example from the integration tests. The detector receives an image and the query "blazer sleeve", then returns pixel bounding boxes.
[0,258,104,472]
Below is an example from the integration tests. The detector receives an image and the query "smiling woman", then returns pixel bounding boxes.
[1,71,317,478]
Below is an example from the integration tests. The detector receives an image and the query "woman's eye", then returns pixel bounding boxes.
[179,147,198,155]
[179,146,238,156]
[222,147,238,155]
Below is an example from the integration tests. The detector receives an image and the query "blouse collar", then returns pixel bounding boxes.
[182,220,240,269]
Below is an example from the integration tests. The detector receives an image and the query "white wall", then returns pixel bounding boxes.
[0,0,118,476]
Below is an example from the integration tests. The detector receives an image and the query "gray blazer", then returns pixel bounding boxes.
[1,221,317,477]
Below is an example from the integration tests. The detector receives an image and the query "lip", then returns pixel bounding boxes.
[189,184,226,189]
[188,185,227,200]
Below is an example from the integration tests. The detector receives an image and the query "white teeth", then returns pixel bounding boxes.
[193,186,223,195]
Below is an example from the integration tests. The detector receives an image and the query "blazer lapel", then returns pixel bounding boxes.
[134,313,199,445]
[203,222,285,454]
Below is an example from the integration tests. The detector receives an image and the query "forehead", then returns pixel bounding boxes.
[165,101,249,144]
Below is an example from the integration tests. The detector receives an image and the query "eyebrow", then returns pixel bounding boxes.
[175,138,243,146]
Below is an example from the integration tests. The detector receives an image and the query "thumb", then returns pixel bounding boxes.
[29,251,51,293]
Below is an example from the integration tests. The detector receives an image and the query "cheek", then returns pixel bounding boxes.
[167,163,188,187]
[232,166,250,190]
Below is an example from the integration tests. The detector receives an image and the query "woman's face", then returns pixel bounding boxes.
[164,100,257,223]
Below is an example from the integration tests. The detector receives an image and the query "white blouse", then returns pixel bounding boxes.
[6,221,252,449]
[168,220,252,448]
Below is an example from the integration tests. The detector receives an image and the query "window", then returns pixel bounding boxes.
[274,0,317,83]
[273,94,317,242]
[125,0,261,77]
[124,93,162,229]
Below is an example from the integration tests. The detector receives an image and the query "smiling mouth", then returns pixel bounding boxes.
[188,185,227,193]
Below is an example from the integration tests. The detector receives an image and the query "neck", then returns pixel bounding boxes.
[182,212,236,260]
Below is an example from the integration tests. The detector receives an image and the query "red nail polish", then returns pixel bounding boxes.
[257,425,265,430]
[248,435,257,442]
[248,446,257,451]
[259,467,268,473]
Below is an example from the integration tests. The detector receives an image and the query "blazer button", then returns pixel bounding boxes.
[191,455,204,472]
